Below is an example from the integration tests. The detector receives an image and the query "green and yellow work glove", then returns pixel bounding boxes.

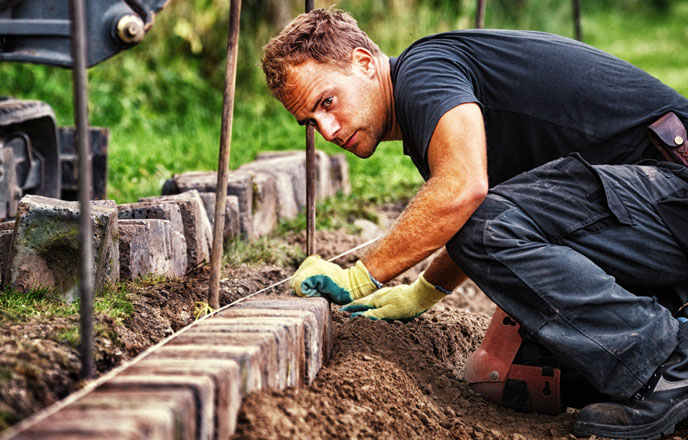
[290,255,380,305]
[341,272,451,322]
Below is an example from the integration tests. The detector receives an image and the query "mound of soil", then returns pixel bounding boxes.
[234,227,688,440]
[234,229,581,440]
[234,299,581,440]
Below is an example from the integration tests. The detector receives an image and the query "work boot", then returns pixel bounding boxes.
[573,321,688,439]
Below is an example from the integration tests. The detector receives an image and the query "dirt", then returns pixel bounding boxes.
[233,229,582,440]
[2,205,688,439]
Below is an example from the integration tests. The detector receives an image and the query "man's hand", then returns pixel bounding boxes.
[290,255,378,304]
[341,273,450,322]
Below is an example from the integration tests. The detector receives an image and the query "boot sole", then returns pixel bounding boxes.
[573,398,688,439]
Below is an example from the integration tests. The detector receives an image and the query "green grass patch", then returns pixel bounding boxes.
[0,288,77,321]
[0,285,133,323]
[126,273,174,287]
[94,285,134,323]
[223,236,305,267]
[56,327,80,348]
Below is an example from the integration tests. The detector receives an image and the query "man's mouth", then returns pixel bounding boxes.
[341,131,357,149]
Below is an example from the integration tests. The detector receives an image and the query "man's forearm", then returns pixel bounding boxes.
[361,102,488,285]
[361,174,484,283]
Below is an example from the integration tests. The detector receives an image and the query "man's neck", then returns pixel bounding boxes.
[377,55,402,142]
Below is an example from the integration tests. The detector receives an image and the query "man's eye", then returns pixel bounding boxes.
[323,97,333,108]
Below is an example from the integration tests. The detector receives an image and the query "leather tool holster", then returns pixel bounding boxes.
[648,112,688,167]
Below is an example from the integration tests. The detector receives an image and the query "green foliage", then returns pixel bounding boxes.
[0,285,132,323]
[94,284,134,323]
[0,288,71,321]
[224,236,305,267]
[276,175,419,236]
[56,327,80,348]
[127,273,173,287]
[0,0,685,206]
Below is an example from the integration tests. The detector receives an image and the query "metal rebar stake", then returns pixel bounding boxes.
[573,0,582,41]
[475,0,486,29]
[208,0,242,310]
[305,0,316,256]
[69,0,94,379]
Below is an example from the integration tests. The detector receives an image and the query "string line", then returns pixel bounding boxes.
[0,234,381,439]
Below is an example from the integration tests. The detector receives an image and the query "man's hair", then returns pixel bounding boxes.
[262,7,381,101]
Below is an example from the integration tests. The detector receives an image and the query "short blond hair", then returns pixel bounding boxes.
[262,7,381,101]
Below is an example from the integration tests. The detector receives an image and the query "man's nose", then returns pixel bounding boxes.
[317,114,340,142]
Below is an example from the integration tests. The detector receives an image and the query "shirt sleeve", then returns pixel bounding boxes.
[394,47,482,178]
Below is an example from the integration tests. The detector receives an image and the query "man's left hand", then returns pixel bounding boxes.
[290,255,378,304]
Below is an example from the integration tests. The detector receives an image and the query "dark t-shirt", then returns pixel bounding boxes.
[389,29,688,185]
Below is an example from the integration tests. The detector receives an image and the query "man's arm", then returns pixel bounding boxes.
[361,102,488,283]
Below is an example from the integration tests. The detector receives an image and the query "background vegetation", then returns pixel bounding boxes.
[1,0,687,207]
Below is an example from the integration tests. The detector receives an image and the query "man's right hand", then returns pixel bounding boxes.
[290,255,378,304]
[341,273,450,322]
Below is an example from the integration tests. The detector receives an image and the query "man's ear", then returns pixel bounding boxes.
[351,47,376,78]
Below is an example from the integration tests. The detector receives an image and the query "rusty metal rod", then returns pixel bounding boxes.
[305,0,316,256]
[573,0,582,41]
[208,0,242,310]
[475,0,486,29]
[69,0,94,380]
[306,126,316,255]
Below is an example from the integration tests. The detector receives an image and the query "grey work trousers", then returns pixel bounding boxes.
[447,155,688,400]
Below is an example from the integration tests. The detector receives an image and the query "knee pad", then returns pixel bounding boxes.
[464,307,563,415]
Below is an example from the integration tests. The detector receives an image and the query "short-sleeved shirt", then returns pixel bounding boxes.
[389,29,688,185]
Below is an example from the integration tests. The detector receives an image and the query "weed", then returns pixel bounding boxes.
[93,284,134,324]
[0,410,21,433]
[0,284,133,324]
[0,288,78,321]
[56,327,79,348]
[224,236,305,268]
[127,273,172,288]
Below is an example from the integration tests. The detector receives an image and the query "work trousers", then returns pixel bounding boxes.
[447,154,688,400]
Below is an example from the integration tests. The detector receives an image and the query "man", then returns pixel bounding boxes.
[262,7,688,439]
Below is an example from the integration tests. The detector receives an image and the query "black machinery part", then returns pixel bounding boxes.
[0,99,108,221]
[0,0,168,67]
[0,99,60,199]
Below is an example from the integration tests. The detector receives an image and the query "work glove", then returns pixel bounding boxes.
[290,255,379,305]
[341,272,450,322]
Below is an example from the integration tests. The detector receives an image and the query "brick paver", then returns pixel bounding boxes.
[5,296,333,440]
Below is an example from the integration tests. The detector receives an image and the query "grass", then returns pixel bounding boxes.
[0,283,132,354]
[583,2,688,96]
[223,235,305,267]
[0,284,132,323]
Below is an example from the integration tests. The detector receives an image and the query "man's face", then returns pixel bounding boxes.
[281,58,387,158]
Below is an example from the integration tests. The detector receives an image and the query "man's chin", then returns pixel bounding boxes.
[350,141,380,159]
[354,149,375,159]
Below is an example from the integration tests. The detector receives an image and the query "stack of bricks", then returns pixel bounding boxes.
[6,296,333,439]
[0,150,351,298]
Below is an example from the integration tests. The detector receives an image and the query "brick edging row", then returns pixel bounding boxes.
[3,295,333,439]
[0,150,349,296]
